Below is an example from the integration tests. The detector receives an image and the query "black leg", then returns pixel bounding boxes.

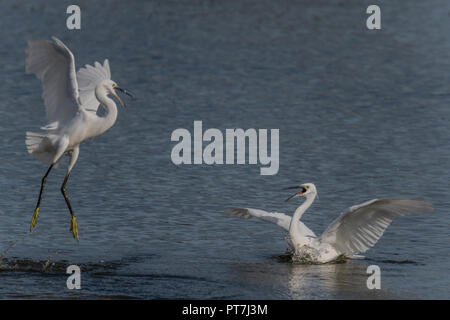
[30,164,54,231]
[61,173,78,240]
[61,173,74,216]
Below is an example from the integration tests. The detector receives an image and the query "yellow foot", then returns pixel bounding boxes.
[70,216,79,241]
[30,207,40,231]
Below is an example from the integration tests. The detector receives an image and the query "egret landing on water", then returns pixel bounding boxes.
[226,183,434,264]
[25,37,133,240]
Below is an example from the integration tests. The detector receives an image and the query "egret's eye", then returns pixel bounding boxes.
[112,83,117,88]
[305,185,309,190]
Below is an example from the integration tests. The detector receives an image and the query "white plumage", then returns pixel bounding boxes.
[226,207,316,237]
[77,59,111,112]
[226,183,433,263]
[25,37,80,124]
[25,36,132,240]
[318,198,432,255]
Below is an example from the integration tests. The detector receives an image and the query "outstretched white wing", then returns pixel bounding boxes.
[226,208,316,237]
[76,59,111,112]
[319,199,433,255]
[25,37,80,124]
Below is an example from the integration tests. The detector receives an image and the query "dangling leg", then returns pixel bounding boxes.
[61,146,79,240]
[30,136,70,233]
[30,164,54,231]
[61,173,78,240]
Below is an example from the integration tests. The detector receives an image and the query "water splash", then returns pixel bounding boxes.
[0,240,18,267]
[276,247,348,265]
[42,250,60,272]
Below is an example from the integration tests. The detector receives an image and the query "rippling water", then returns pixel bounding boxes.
[0,0,449,299]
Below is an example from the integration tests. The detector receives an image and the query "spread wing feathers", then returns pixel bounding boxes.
[76,59,111,112]
[319,199,434,255]
[25,36,80,124]
[225,208,316,237]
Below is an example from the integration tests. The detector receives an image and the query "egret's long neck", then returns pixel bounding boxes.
[289,192,316,247]
[92,86,118,137]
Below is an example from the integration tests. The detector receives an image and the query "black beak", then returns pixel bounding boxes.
[284,186,307,202]
[115,86,135,99]
[283,186,303,190]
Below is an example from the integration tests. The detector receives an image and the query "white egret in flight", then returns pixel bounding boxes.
[25,37,133,240]
[226,183,433,263]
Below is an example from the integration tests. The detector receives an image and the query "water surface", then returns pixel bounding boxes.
[0,0,449,299]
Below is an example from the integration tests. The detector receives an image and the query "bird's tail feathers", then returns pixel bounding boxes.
[25,132,58,166]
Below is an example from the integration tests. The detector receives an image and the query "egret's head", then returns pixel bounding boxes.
[104,80,134,108]
[285,183,317,201]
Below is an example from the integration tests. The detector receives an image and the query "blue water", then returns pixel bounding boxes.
[0,0,449,299]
